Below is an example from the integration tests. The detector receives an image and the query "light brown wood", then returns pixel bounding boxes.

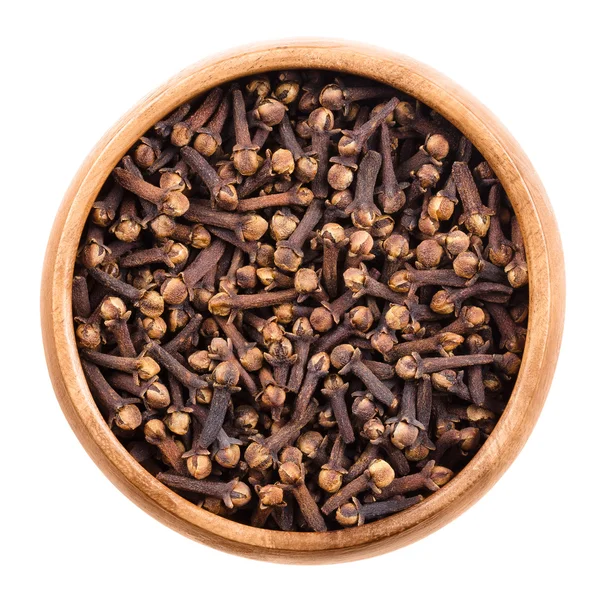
[41,40,565,564]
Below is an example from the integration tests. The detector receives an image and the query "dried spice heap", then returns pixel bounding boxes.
[73,70,528,531]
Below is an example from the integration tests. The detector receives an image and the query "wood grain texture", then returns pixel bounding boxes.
[41,39,565,564]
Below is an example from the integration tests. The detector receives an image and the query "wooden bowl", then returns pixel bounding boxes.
[41,40,565,564]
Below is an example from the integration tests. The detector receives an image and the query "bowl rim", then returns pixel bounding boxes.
[41,39,565,564]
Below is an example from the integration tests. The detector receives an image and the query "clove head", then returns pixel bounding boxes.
[310,307,334,333]
[257,484,285,508]
[208,292,233,317]
[328,164,354,191]
[138,291,165,319]
[367,459,395,489]
[137,357,161,380]
[428,193,456,221]
[330,344,355,370]
[270,211,299,241]
[308,107,335,132]
[349,306,374,332]
[114,404,143,431]
[296,431,323,460]
[294,268,320,295]
[161,190,190,218]
[100,296,127,321]
[233,148,260,177]
[142,316,167,340]
[160,276,188,306]
[145,382,171,410]
[336,502,360,527]
[391,421,420,450]
[231,482,252,508]
[164,410,190,435]
[76,323,101,350]
[278,461,303,486]
[395,355,419,380]
[321,222,346,244]
[215,445,241,469]
[271,149,295,175]
[464,213,491,238]
[319,84,345,111]
[245,442,273,471]
[296,156,318,182]
[307,351,331,374]
[254,98,286,127]
[387,270,411,294]
[187,455,212,480]
[385,304,410,330]
[213,361,240,387]
[318,467,344,494]
[383,233,410,261]
[430,290,455,315]
[453,251,480,279]
[431,466,454,487]
[234,405,259,432]
[274,245,303,273]
[416,164,440,190]
[241,215,268,241]
[144,419,169,444]
[416,239,443,269]
[348,230,374,258]
[188,350,212,373]
[425,134,450,160]
[343,266,367,294]
[240,346,264,372]
[273,303,295,324]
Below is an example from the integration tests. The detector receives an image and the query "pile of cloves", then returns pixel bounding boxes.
[73,70,528,531]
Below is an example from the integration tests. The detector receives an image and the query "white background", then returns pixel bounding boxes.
[2,1,598,598]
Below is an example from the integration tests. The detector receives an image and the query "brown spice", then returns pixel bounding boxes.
[73,68,527,532]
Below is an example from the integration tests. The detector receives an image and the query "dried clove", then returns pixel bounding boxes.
[74,68,527,532]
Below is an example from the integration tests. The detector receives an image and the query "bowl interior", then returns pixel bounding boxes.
[41,40,565,563]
